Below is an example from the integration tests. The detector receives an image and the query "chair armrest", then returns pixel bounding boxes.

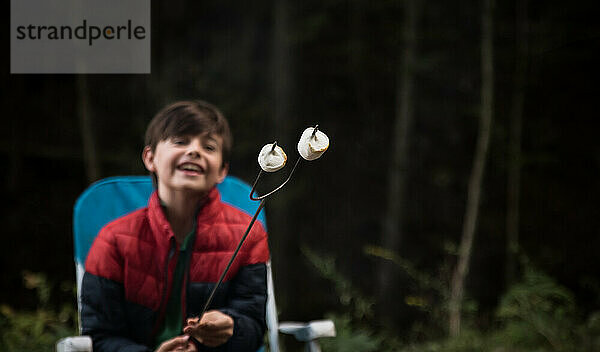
[56,336,93,352]
[278,320,336,342]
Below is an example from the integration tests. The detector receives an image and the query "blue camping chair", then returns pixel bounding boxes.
[57,176,334,352]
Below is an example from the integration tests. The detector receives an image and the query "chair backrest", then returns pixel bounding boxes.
[72,175,279,351]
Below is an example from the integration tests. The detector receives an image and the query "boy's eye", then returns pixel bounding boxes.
[204,144,217,152]
[172,138,188,145]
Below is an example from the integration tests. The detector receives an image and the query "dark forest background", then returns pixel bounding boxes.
[2,0,600,350]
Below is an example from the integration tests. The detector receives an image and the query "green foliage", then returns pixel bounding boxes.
[318,314,381,352]
[0,271,78,352]
[363,245,446,295]
[364,244,452,339]
[306,244,600,352]
[579,311,600,350]
[399,266,600,352]
[494,267,578,351]
[302,246,375,321]
[399,328,489,352]
[302,247,385,351]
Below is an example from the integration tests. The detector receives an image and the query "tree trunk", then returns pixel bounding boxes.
[268,0,294,324]
[77,75,101,183]
[378,0,418,316]
[506,0,528,287]
[449,0,494,337]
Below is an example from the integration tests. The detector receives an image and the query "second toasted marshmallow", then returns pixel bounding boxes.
[258,143,287,172]
[297,127,329,161]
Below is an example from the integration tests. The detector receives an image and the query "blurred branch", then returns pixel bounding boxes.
[365,245,446,295]
[378,0,419,320]
[449,0,495,337]
[302,246,375,320]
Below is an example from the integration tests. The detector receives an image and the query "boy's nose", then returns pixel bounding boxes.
[186,140,203,157]
[186,149,200,158]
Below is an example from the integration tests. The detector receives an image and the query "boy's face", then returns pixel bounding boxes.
[143,133,228,198]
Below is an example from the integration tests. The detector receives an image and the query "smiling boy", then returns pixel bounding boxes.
[81,101,270,352]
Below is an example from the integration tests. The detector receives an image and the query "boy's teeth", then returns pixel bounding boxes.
[180,164,201,171]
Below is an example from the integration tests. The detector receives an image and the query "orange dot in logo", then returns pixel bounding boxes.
[106,29,112,35]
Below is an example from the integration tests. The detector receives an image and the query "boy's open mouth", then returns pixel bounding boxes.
[177,162,204,175]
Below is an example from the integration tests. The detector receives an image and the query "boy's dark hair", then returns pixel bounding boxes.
[145,100,232,164]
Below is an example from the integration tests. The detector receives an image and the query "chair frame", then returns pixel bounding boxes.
[60,175,333,352]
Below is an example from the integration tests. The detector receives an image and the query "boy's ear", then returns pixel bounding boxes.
[217,163,229,184]
[142,146,156,172]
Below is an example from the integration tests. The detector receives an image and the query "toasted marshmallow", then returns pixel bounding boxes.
[258,143,287,172]
[297,127,329,161]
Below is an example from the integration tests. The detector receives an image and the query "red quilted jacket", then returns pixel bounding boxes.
[81,187,270,352]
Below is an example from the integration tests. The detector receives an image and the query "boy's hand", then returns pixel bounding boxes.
[155,335,197,352]
[183,310,234,347]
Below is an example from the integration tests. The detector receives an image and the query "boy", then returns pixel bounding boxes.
[81,100,270,352]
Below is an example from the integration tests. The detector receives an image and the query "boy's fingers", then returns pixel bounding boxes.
[197,322,219,330]
[187,317,200,325]
[199,311,233,329]
[182,326,201,341]
[184,325,230,339]
[157,335,189,351]
[185,317,200,330]
[183,317,202,336]
[184,340,198,352]
[182,312,232,347]
[185,312,230,331]
[196,325,233,347]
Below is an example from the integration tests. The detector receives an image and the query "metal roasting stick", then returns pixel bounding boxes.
[249,157,302,201]
[198,197,267,316]
[196,124,319,320]
[197,159,299,317]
